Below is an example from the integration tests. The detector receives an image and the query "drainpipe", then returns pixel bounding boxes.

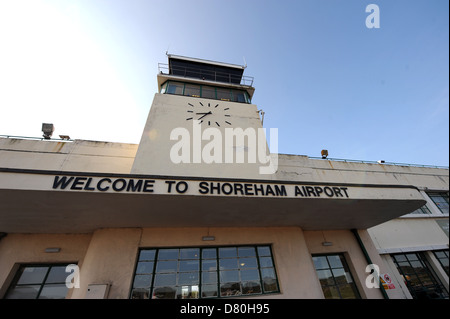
[351,229,389,299]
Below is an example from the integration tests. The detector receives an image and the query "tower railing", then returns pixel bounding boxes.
[158,63,254,87]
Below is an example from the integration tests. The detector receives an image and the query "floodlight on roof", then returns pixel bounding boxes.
[42,123,54,139]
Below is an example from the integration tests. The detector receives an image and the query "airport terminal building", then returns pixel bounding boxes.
[0,55,448,299]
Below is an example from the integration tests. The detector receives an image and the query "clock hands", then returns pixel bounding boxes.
[196,111,212,120]
[187,103,232,126]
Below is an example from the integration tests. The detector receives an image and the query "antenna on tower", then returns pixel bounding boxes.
[243,56,247,68]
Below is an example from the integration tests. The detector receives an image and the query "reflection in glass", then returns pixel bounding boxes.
[219,247,237,258]
[156,260,177,273]
[133,275,152,288]
[154,273,176,286]
[136,262,154,274]
[6,285,41,299]
[242,281,261,295]
[38,284,68,299]
[132,246,279,299]
[17,267,48,285]
[220,270,239,283]
[178,272,199,285]
[221,282,241,296]
[220,258,238,270]
[152,286,176,299]
[239,257,257,269]
[202,284,218,298]
[158,249,179,260]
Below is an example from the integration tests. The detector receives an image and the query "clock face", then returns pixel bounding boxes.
[185,101,232,127]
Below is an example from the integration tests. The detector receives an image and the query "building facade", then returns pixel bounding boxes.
[0,55,448,300]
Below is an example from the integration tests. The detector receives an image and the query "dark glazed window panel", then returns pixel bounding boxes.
[391,252,449,299]
[6,264,72,299]
[257,246,271,257]
[179,260,199,272]
[139,250,156,261]
[133,275,152,288]
[180,248,200,259]
[6,285,41,299]
[201,86,216,99]
[166,82,184,95]
[156,260,177,273]
[131,245,279,299]
[154,273,176,286]
[158,249,179,260]
[312,254,360,299]
[238,247,256,257]
[136,262,154,274]
[219,247,237,258]
[17,267,48,285]
[433,250,449,276]
[220,258,238,270]
[202,248,217,259]
[38,284,68,299]
[239,257,257,269]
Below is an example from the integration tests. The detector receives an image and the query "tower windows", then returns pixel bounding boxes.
[161,81,251,104]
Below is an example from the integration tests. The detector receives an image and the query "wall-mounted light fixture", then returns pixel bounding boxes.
[202,236,215,241]
[322,242,333,247]
[44,247,61,253]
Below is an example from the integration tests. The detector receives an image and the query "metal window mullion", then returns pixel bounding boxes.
[216,248,220,298]
[199,248,203,299]
[149,249,159,298]
[268,246,280,293]
[36,266,52,299]
[255,245,264,295]
[325,256,342,299]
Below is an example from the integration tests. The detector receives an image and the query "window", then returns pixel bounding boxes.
[5,264,72,299]
[428,192,449,214]
[392,252,448,299]
[130,245,279,299]
[433,250,449,276]
[312,254,360,299]
[161,81,251,103]
[410,203,432,215]
[201,86,216,100]
[231,89,248,103]
[183,84,201,97]
[166,81,184,95]
[216,88,232,101]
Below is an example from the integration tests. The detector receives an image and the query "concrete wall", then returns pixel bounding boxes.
[276,154,449,188]
[0,138,137,173]
[1,227,398,299]
[0,233,91,298]
[131,93,270,179]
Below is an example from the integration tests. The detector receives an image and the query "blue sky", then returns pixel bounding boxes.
[0,0,448,166]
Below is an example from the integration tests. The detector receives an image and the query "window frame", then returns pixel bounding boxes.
[312,253,361,299]
[129,245,280,299]
[433,250,449,277]
[4,263,73,299]
[427,192,449,215]
[161,80,251,104]
[391,252,449,299]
